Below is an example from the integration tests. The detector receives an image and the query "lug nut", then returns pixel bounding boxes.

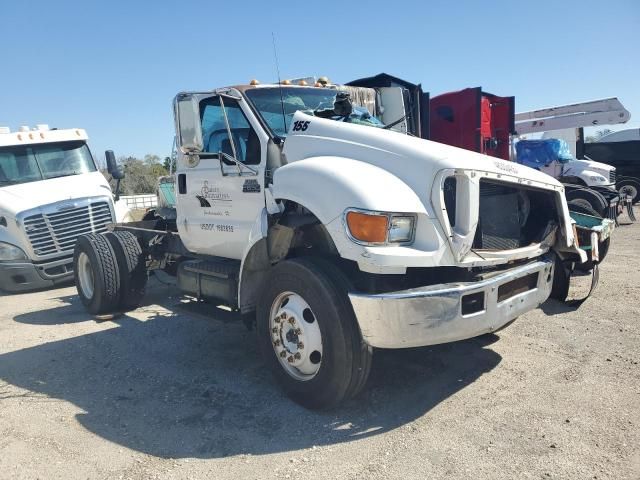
[280,312,288,320]
[288,317,295,325]
[273,340,281,347]
[295,328,302,335]
[279,351,287,358]
[272,327,278,333]
[294,352,302,360]
[297,342,304,349]
[274,317,281,323]
[287,356,294,363]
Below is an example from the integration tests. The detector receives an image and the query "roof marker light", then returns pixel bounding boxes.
[250,79,260,85]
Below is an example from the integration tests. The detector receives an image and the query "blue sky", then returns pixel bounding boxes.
[1,0,638,164]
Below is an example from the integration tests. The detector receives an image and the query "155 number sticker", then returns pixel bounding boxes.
[292,120,310,132]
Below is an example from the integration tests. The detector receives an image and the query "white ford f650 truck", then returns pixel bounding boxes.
[0,125,118,292]
[72,83,588,409]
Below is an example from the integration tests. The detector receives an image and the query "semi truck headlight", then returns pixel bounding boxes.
[589,175,607,182]
[388,216,414,243]
[345,209,416,245]
[0,242,28,261]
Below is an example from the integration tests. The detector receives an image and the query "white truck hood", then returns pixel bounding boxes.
[283,112,564,202]
[562,158,614,181]
[0,171,113,217]
[280,112,583,265]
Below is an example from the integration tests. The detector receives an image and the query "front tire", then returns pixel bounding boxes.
[257,258,372,409]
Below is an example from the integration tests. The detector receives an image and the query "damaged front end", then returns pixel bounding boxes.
[432,168,612,305]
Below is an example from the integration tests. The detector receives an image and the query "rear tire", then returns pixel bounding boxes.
[567,199,601,217]
[550,254,570,302]
[565,188,608,217]
[257,257,372,410]
[74,233,121,315]
[105,231,147,311]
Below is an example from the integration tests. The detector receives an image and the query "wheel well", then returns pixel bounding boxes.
[238,201,340,313]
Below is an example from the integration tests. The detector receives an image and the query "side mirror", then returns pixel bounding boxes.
[174,93,203,154]
[105,150,125,179]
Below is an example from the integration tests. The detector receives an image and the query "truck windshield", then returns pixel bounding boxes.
[0,141,97,186]
[245,87,385,137]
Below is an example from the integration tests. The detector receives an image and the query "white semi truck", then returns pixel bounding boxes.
[72,82,593,409]
[0,125,120,292]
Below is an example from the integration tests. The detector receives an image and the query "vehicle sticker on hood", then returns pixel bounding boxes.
[493,160,520,175]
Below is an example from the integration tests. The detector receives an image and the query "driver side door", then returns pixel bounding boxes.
[177,95,267,260]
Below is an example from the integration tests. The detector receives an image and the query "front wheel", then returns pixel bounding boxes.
[257,258,372,409]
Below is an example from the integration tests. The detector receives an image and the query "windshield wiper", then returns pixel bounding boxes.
[383,115,407,130]
[46,172,78,179]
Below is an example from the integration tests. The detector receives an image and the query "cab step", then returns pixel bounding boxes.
[177,258,240,305]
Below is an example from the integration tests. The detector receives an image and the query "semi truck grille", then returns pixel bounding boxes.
[23,202,113,257]
[609,170,616,184]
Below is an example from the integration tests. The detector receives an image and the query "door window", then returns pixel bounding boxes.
[199,97,261,165]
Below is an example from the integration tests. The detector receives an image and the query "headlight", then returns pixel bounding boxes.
[345,209,416,245]
[0,242,28,261]
[589,175,607,182]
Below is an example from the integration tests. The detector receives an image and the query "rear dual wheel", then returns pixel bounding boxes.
[74,232,147,315]
[257,257,372,410]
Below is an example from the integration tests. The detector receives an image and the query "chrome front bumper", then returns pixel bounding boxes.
[348,256,554,348]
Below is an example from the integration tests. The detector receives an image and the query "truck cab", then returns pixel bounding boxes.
[0,125,116,292]
[74,82,589,408]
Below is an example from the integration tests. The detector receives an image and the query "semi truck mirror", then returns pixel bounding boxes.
[174,93,204,154]
[105,150,125,180]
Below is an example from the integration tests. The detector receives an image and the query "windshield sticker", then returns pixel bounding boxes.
[242,179,261,193]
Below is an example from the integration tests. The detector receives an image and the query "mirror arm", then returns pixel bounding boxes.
[113,177,121,202]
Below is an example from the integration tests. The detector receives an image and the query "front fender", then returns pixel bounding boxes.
[271,156,428,223]
[271,157,447,273]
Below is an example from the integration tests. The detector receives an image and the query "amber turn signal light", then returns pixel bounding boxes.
[346,211,389,244]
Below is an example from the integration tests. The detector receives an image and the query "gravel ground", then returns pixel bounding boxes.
[0,212,638,480]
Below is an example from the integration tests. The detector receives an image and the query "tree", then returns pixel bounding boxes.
[143,154,161,165]
[101,154,168,195]
[585,128,613,143]
[163,155,176,173]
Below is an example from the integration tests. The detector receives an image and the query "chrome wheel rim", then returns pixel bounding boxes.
[269,291,323,381]
[77,252,95,299]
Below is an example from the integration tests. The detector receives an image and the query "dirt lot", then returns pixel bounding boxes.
[1,214,638,480]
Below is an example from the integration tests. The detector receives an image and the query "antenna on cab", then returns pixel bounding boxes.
[271,32,287,140]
